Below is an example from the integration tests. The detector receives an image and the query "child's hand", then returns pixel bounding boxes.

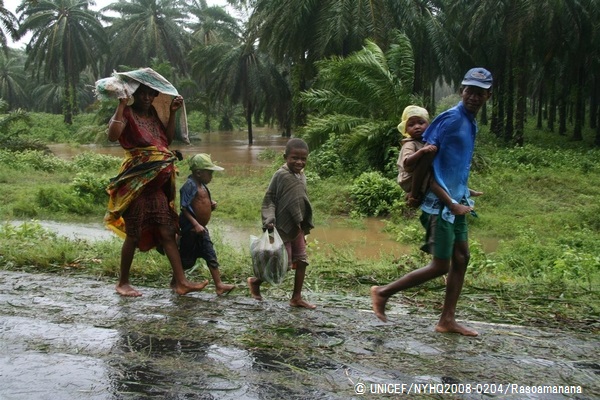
[449,203,472,216]
[469,189,483,197]
[423,144,437,153]
[192,223,206,235]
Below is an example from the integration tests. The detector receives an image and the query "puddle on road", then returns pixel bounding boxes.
[0,270,598,399]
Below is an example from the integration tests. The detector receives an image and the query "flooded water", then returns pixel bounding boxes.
[1,270,598,399]
[48,128,289,169]
[47,131,416,260]
[10,217,411,263]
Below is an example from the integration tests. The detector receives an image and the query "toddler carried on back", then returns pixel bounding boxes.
[396,105,437,207]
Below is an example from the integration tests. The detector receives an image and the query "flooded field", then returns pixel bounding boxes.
[47,128,289,169]
[1,270,598,399]
[47,131,421,260]
[9,216,414,262]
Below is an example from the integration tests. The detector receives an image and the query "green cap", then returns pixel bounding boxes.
[189,153,224,171]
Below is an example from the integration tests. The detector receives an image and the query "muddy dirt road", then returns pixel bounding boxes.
[0,270,598,399]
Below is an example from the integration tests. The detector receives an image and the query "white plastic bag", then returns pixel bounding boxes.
[250,228,288,285]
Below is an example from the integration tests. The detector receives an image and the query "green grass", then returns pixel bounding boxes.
[0,120,599,333]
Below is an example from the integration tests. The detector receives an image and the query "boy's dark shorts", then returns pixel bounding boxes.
[179,229,219,270]
[420,211,468,259]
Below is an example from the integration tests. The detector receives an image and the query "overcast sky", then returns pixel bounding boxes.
[5,0,231,47]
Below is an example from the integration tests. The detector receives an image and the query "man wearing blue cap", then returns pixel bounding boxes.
[372,68,492,336]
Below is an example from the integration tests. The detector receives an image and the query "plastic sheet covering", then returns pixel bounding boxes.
[94,68,189,143]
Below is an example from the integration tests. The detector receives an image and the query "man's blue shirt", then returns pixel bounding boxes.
[421,101,477,222]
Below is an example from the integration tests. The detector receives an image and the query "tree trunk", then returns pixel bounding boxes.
[505,63,515,143]
[246,101,253,145]
[572,64,584,141]
[515,47,527,146]
[590,75,598,130]
[491,65,505,138]
[558,85,568,136]
[292,55,308,128]
[548,79,556,132]
[536,84,543,130]
[596,102,600,146]
[63,75,73,125]
[204,114,211,132]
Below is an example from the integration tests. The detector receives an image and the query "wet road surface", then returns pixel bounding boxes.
[0,271,598,399]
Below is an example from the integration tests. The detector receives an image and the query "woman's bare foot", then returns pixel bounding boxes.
[247,277,262,300]
[216,283,236,296]
[435,321,479,336]
[172,279,209,296]
[370,286,388,322]
[116,283,142,297]
[290,298,316,309]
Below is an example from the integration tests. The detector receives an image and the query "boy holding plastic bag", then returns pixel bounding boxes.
[247,138,316,309]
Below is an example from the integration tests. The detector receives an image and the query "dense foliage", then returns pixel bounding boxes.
[0,0,597,147]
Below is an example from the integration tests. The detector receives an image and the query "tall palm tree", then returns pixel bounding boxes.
[17,0,108,123]
[102,0,190,74]
[190,36,288,144]
[385,0,441,111]
[187,1,241,46]
[0,49,29,109]
[0,0,19,54]
[557,0,599,141]
[439,0,541,143]
[300,31,415,172]
[249,0,397,128]
[186,0,243,130]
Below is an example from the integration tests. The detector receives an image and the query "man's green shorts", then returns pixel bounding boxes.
[420,211,468,260]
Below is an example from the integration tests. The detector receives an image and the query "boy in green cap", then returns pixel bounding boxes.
[178,154,235,295]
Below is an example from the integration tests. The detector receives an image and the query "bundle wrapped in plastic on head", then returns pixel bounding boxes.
[94,67,190,143]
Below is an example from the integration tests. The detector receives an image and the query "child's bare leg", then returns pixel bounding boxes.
[159,226,208,295]
[371,258,450,321]
[116,236,142,297]
[408,152,435,206]
[247,277,263,300]
[209,267,235,295]
[290,262,316,309]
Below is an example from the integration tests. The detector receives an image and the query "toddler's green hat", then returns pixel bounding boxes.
[189,153,224,171]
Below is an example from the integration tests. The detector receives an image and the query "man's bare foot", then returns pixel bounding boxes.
[216,283,236,296]
[435,321,479,336]
[172,279,209,295]
[290,298,316,309]
[116,283,142,297]
[370,286,388,322]
[247,277,262,300]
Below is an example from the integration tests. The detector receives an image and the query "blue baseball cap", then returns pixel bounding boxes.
[461,68,493,89]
